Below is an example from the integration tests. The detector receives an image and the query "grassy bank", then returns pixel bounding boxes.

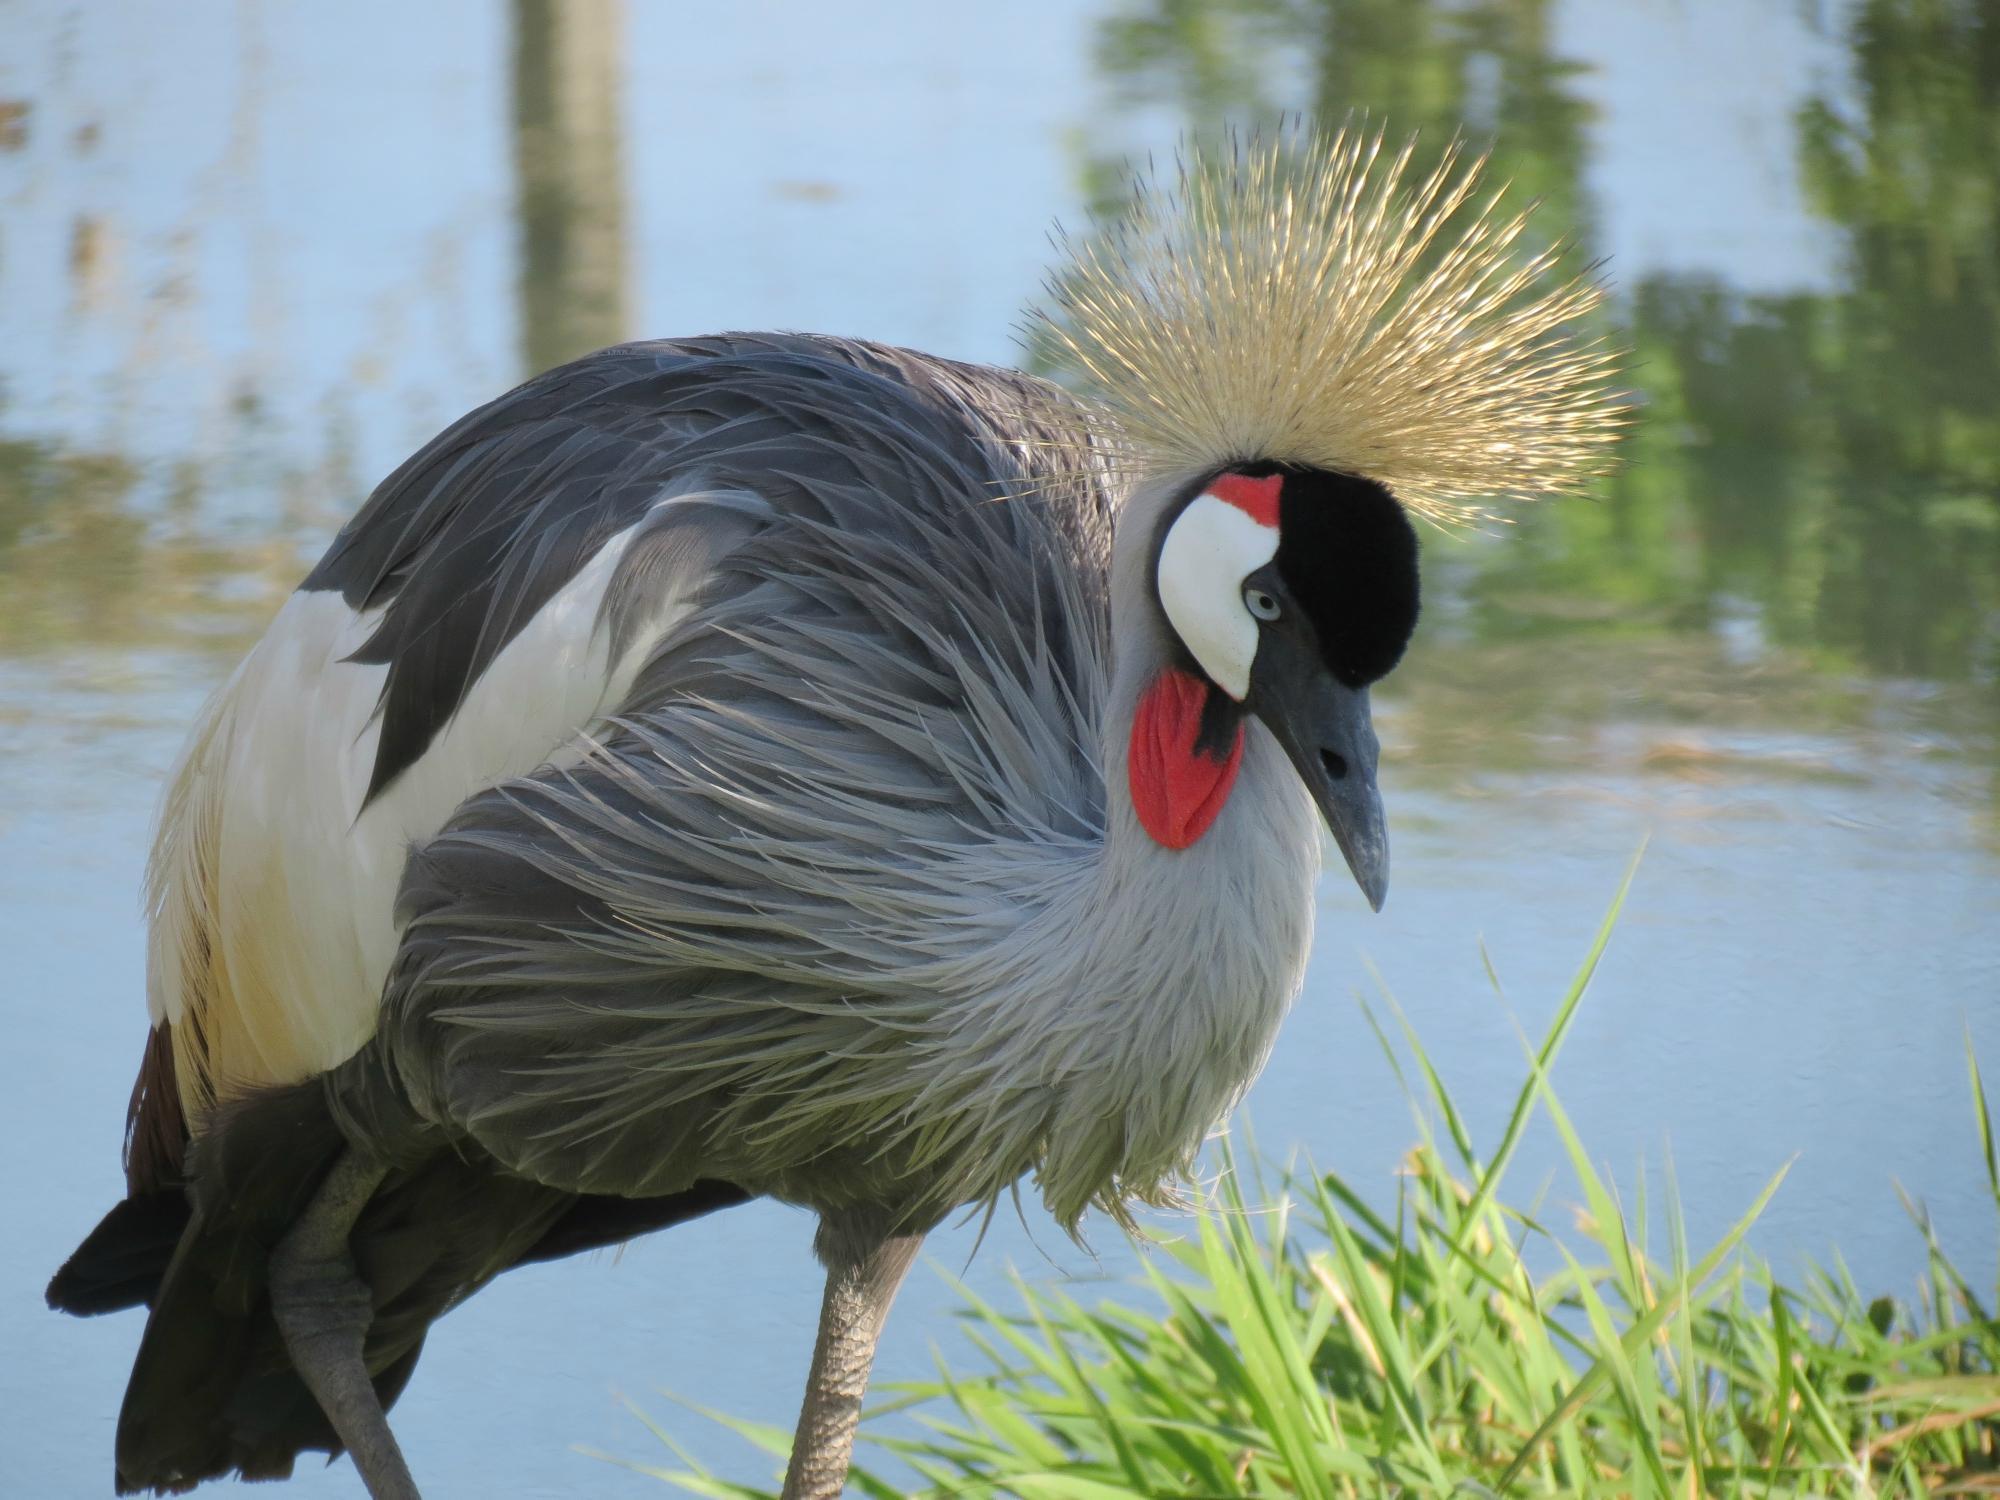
[641,875,2000,1497]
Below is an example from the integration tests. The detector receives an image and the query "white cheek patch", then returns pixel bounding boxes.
[1156,493,1281,700]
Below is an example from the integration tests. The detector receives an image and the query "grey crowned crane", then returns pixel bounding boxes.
[48,128,1620,1500]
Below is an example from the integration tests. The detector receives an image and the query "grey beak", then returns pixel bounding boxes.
[1248,637,1391,911]
[1312,692,1390,912]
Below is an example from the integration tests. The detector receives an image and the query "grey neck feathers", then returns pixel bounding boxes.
[923,476,1323,1229]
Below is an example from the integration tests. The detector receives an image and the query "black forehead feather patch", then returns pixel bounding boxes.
[1247,463,1421,687]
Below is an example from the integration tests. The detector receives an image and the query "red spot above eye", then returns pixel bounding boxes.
[1207,472,1282,529]
[1128,667,1245,849]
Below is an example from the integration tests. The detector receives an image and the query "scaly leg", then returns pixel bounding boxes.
[779,1221,923,1500]
[268,1150,422,1500]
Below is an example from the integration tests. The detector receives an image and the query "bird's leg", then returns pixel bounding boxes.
[268,1150,422,1500]
[779,1221,924,1500]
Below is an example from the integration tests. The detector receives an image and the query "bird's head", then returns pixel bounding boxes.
[1148,463,1416,908]
[1032,124,1626,907]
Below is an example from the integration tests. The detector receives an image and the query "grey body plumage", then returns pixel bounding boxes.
[50,128,1625,1500]
[331,332,1317,1234]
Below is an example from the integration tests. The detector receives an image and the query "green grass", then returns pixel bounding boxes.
[636,868,2000,1497]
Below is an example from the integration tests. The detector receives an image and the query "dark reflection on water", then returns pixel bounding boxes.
[0,432,300,656]
[513,0,631,375]
[1566,0,1997,690]
[1089,0,1998,708]
[3,0,1994,730]
[2,2,1996,1497]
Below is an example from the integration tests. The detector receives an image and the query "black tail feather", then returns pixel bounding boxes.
[47,1192,191,1316]
[54,1075,754,1495]
[114,1080,350,1493]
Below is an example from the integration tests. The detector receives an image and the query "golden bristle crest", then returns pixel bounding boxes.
[1030,124,1627,526]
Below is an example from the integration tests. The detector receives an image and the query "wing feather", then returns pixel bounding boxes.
[334,345,1115,1216]
[140,334,1107,1156]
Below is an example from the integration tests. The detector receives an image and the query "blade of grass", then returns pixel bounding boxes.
[1449,839,1647,1264]
[1496,1157,1792,1490]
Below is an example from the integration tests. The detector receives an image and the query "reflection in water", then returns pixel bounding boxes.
[513,0,633,375]
[1086,0,1997,788]
[1093,1,1596,242]
[0,1,642,659]
[0,434,293,658]
[1512,0,2000,694]
[0,0,1989,754]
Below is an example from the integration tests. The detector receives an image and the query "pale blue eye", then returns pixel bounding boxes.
[1244,586,1281,622]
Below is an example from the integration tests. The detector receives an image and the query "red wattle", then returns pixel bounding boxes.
[1128,667,1245,849]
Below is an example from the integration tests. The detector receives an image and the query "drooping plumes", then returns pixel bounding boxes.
[1033,123,1626,525]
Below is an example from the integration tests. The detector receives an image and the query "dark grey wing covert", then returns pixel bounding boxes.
[302,332,1110,806]
[330,333,1117,1209]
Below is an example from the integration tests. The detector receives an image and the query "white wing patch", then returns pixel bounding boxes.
[1155,493,1279,700]
[147,518,688,1121]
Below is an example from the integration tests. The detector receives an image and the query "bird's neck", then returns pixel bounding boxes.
[910,493,1324,1231]
[993,617,1322,1226]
